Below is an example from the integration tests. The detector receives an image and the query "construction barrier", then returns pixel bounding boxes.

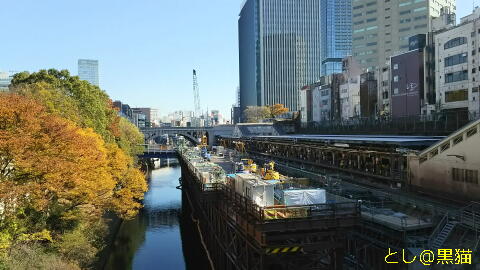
[266,246,302,255]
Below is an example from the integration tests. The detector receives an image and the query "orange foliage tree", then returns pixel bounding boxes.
[269,104,289,118]
[0,94,146,241]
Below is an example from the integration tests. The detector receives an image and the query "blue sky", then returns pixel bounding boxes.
[0,1,474,119]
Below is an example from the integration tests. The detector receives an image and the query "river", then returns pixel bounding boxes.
[104,165,209,270]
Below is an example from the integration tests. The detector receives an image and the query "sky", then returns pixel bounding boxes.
[0,1,474,120]
[0,0,242,119]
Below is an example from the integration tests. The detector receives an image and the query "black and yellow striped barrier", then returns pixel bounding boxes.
[266,246,302,255]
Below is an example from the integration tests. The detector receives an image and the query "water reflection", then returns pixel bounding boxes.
[104,166,187,270]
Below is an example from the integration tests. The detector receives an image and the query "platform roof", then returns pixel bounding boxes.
[248,134,445,148]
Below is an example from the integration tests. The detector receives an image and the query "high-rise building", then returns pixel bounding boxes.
[351,0,455,71]
[239,0,328,112]
[321,0,352,76]
[0,71,15,91]
[78,59,99,86]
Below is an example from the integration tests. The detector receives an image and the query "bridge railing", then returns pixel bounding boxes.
[140,144,173,152]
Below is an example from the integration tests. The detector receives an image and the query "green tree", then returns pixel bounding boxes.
[243,106,271,123]
[117,117,145,158]
[10,69,118,143]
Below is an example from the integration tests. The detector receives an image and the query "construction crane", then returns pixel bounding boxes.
[192,69,201,118]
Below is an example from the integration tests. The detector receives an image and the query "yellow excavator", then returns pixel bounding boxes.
[241,159,257,173]
[261,161,280,180]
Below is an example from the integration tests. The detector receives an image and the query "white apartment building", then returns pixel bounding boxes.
[435,8,480,118]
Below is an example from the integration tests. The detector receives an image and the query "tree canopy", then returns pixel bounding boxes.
[10,69,119,142]
[0,70,148,267]
[243,104,290,123]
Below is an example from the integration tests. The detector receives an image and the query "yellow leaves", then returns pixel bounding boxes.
[105,143,147,219]
[0,93,116,215]
[269,103,289,117]
[18,229,52,243]
[0,86,147,241]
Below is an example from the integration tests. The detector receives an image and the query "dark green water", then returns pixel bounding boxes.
[104,166,208,270]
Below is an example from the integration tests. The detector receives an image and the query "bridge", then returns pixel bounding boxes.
[138,144,178,159]
[140,125,236,145]
[141,127,212,145]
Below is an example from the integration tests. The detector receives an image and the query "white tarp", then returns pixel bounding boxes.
[283,189,326,206]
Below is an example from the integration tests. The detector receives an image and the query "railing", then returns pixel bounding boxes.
[140,144,174,152]
[428,213,449,248]
[264,201,360,221]
[361,201,433,230]
[299,111,479,136]
[460,202,480,231]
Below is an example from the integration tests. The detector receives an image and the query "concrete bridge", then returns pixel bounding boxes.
[140,125,236,145]
[138,144,178,159]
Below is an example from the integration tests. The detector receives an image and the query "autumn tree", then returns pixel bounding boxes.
[10,69,119,143]
[243,106,271,123]
[0,94,146,253]
[268,104,289,118]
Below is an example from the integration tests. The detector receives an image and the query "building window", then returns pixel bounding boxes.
[473,68,477,74]
[354,20,365,25]
[353,5,364,9]
[367,18,377,23]
[366,1,376,6]
[415,15,427,20]
[444,53,468,67]
[393,88,399,94]
[400,10,411,15]
[445,71,468,83]
[399,27,411,32]
[366,26,378,31]
[473,50,477,56]
[393,64,399,70]
[445,89,468,102]
[399,1,412,7]
[444,37,467,50]
[366,10,377,14]
[415,24,427,29]
[414,7,427,12]
[452,168,479,184]
[393,75,399,82]
[353,12,363,17]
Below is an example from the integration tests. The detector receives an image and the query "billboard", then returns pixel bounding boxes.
[391,50,424,118]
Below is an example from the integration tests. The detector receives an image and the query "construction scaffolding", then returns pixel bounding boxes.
[179,148,360,270]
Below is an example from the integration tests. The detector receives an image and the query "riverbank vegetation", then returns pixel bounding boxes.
[0,69,148,269]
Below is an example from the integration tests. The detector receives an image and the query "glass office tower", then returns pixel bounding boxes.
[239,0,323,112]
[321,0,352,76]
[239,0,351,112]
[78,59,99,86]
